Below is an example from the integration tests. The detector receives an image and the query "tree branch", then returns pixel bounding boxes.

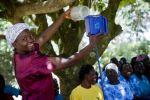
[101,0,123,38]
[14,0,75,17]
[0,34,5,40]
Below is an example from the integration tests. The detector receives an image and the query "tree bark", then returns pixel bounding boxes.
[15,0,75,17]
[0,0,75,23]
[0,34,5,40]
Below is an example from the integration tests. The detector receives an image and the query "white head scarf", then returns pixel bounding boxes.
[4,23,30,47]
[105,63,118,74]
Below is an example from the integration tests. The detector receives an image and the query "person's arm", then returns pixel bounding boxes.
[49,35,103,71]
[49,45,93,71]
[36,9,71,48]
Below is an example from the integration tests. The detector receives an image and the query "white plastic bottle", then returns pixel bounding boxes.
[70,5,90,21]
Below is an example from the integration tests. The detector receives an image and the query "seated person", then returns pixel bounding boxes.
[103,63,133,100]
[99,63,121,86]
[129,61,150,98]
[120,63,133,83]
[137,54,150,82]
[0,74,14,100]
[110,57,120,69]
[119,57,127,70]
[70,64,104,100]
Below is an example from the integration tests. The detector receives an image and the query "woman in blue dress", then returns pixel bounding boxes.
[103,63,133,100]
[129,61,150,98]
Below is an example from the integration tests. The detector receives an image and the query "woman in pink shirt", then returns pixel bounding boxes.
[4,9,102,100]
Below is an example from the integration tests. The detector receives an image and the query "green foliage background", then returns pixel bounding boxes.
[101,39,150,67]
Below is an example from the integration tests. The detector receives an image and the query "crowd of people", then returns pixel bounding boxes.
[70,54,150,100]
[100,55,150,99]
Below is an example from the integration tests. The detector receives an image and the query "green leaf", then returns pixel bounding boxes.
[119,0,136,8]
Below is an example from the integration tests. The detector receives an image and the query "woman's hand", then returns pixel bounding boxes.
[63,8,72,19]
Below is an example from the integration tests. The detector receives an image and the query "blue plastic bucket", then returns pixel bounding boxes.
[85,15,108,36]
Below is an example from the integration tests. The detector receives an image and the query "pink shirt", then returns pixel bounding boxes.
[14,43,55,100]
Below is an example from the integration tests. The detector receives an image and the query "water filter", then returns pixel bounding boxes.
[85,15,108,36]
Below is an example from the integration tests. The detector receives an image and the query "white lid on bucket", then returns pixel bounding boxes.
[70,5,90,21]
